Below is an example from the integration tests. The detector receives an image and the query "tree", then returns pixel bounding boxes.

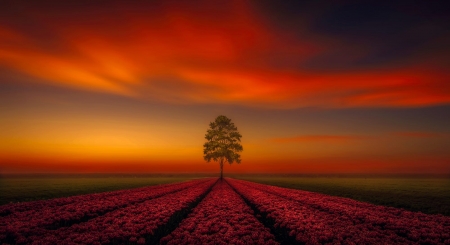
[203,115,243,179]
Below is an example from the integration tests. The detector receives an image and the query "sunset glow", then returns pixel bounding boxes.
[0,1,449,174]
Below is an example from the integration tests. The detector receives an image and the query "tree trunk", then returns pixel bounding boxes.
[220,159,223,179]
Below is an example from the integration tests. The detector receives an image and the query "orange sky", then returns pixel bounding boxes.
[0,1,449,174]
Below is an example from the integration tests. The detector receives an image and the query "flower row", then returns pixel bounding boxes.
[240,179,450,225]
[160,180,279,245]
[0,178,201,217]
[0,178,216,245]
[227,178,450,245]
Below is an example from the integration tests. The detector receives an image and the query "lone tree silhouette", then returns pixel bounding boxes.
[203,115,243,179]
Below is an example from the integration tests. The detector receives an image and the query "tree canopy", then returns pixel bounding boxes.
[203,115,243,178]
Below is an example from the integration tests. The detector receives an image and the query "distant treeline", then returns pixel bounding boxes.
[0,173,218,179]
[229,173,450,178]
[1,173,449,179]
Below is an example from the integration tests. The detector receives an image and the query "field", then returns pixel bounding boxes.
[0,175,197,205]
[2,175,449,216]
[1,178,450,244]
[233,175,450,216]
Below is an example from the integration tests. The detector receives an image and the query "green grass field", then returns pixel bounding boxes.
[0,175,195,205]
[233,176,450,216]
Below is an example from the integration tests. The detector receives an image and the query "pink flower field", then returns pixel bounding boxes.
[1,178,449,245]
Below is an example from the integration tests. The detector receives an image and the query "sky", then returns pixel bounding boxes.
[0,1,449,174]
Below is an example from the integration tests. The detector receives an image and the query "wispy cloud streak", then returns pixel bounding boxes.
[271,135,370,143]
[0,1,448,108]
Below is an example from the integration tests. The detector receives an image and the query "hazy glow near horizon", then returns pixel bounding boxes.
[0,1,449,173]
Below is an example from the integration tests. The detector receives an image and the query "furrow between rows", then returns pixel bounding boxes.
[234,178,450,244]
[160,179,279,245]
[227,178,450,244]
[225,179,297,245]
[26,179,217,245]
[0,178,215,244]
[0,179,198,217]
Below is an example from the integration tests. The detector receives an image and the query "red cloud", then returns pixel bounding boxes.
[271,135,370,143]
[0,1,448,108]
